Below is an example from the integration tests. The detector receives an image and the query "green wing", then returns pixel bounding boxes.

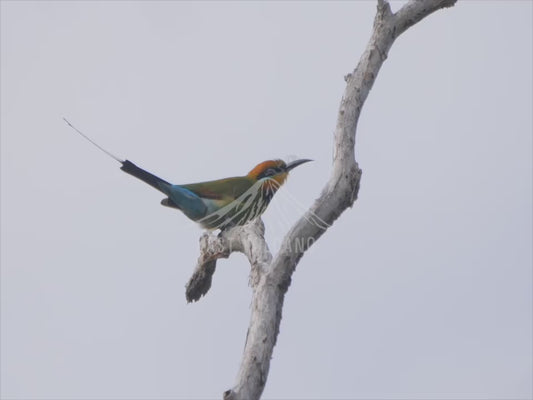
[181,176,253,201]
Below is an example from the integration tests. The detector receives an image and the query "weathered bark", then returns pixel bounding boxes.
[186,1,457,398]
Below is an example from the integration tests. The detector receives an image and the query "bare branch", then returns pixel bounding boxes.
[186,233,230,303]
[186,0,457,398]
[186,219,272,303]
[394,0,457,38]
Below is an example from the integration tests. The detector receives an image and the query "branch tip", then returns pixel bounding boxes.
[377,0,392,18]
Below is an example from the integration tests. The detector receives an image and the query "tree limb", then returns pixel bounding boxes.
[186,219,272,303]
[187,0,457,398]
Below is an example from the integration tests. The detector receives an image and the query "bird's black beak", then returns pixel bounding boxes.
[285,159,313,172]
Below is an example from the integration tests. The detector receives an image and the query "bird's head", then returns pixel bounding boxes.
[247,159,312,187]
[197,159,312,230]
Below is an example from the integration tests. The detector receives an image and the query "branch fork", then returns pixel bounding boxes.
[186,219,272,303]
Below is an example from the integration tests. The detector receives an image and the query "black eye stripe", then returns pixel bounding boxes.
[258,164,286,179]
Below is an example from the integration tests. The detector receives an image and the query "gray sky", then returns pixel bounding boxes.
[1,1,531,399]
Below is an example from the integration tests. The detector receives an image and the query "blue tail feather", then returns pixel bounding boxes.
[165,185,207,221]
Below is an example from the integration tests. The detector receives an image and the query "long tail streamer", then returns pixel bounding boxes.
[63,117,124,163]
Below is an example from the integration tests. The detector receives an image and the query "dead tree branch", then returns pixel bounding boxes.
[186,0,457,398]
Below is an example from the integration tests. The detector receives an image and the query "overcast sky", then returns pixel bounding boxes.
[1,1,532,399]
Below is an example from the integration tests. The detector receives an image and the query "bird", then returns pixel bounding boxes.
[64,119,311,230]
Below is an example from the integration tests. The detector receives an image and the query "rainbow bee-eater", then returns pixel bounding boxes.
[65,119,311,230]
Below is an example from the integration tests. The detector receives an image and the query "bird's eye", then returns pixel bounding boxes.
[264,168,276,177]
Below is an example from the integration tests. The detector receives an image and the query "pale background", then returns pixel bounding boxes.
[1,1,531,399]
